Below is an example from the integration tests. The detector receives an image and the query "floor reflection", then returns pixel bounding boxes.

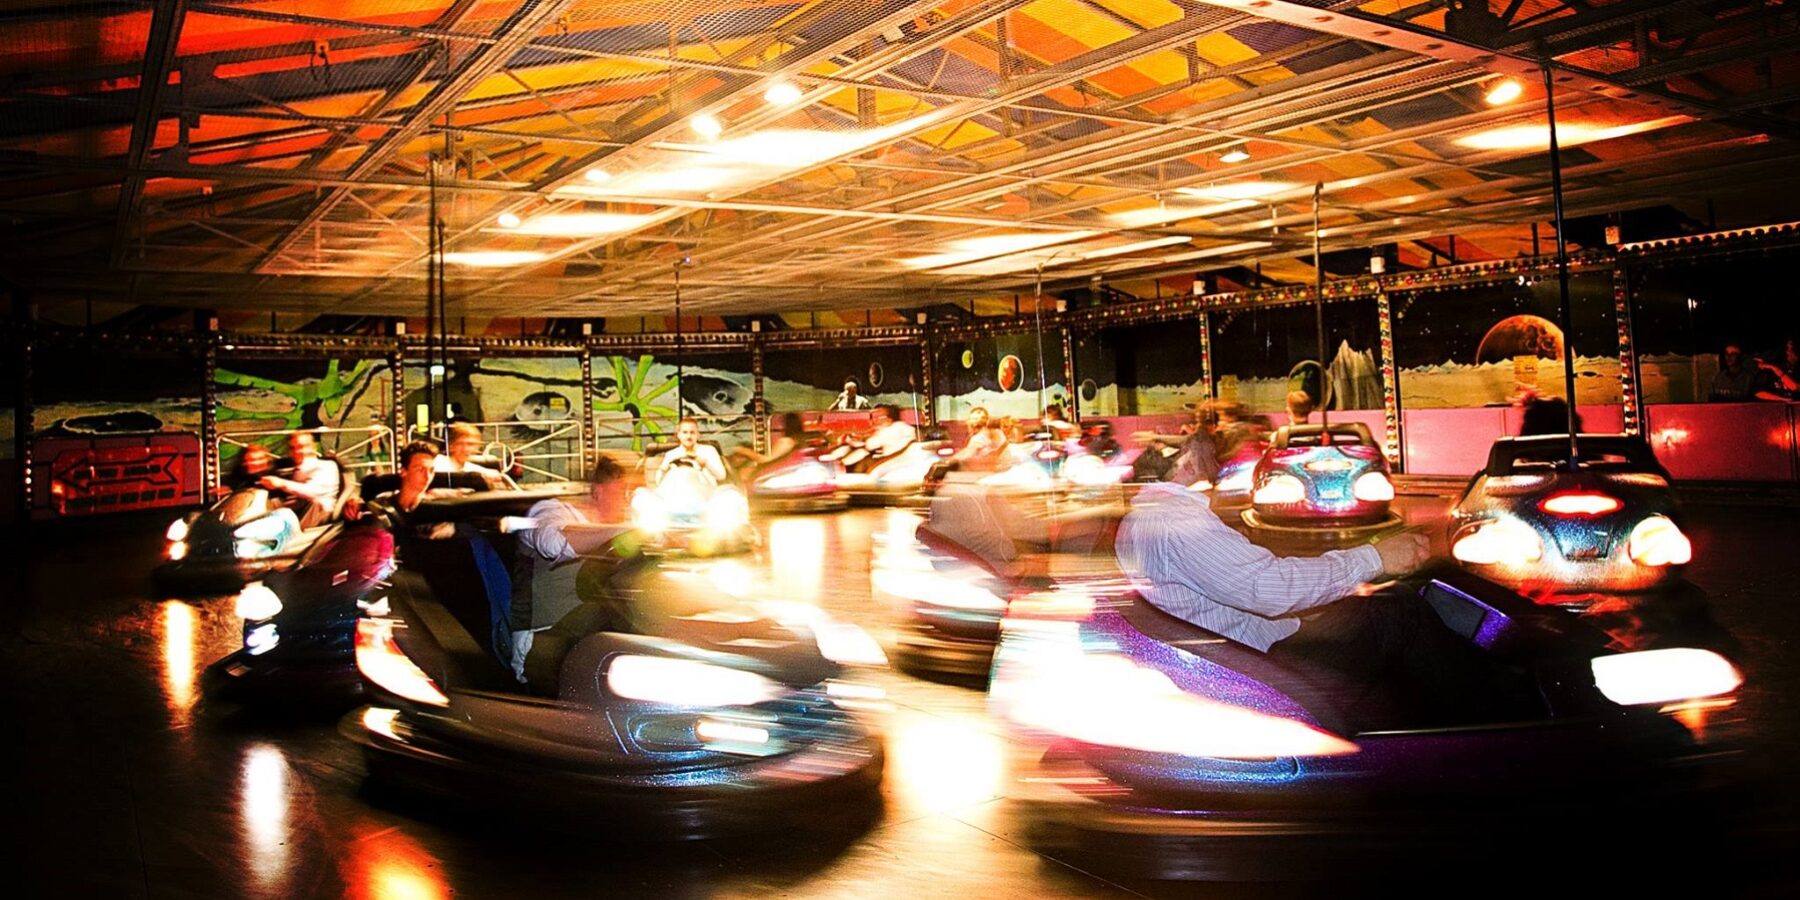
[241,744,290,893]
[883,708,1008,815]
[343,824,449,900]
[160,599,197,725]
[768,516,829,603]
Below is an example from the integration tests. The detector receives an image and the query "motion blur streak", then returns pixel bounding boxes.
[160,600,197,721]
[241,745,289,893]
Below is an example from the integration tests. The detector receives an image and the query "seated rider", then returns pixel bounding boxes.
[258,431,341,528]
[824,404,916,472]
[224,443,277,493]
[1117,482,1524,723]
[1040,403,1080,441]
[510,456,642,686]
[433,422,504,487]
[655,417,728,486]
[730,412,809,481]
[829,379,872,411]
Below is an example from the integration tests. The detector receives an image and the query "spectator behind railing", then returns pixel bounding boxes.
[1753,336,1798,402]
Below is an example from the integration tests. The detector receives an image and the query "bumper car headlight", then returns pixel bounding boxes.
[1591,648,1741,706]
[355,618,448,707]
[607,655,781,707]
[235,582,283,621]
[245,622,279,656]
[1352,471,1395,503]
[165,517,190,542]
[1451,518,1543,566]
[1253,474,1306,506]
[167,541,189,561]
[704,488,750,531]
[1627,515,1692,567]
[813,621,888,667]
[631,489,669,535]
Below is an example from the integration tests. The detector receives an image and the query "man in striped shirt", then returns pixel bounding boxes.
[1117,481,1504,720]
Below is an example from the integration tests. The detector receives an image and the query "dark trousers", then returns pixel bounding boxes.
[1272,584,1528,725]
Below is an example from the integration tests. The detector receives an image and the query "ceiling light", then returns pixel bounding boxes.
[1484,79,1523,106]
[1219,145,1251,164]
[584,168,611,183]
[764,80,803,106]
[901,231,1099,270]
[936,236,1192,276]
[1175,180,1295,201]
[496,211,521,229]
[510,212,655,237]
[1454,115,1691,150]
[690,113,723,140]
[442,250,549,267]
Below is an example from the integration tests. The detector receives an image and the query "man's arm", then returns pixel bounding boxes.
[1130,496,1382,618]
[518,501,578,564]
[278,463,339,504]
[700,446,728,482]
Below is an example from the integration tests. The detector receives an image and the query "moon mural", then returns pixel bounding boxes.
[867,362,885,389]
[1476,314,1564,365]
[997,354,1024,392]
[960,348,974,369]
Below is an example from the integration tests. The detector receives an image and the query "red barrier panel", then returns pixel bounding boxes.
[31,431,204,519]
[1402,408,1510,477]
[1644,403,1798,482]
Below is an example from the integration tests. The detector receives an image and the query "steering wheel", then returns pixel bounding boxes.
[669,456,699,469]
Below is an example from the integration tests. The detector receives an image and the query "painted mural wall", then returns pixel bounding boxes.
[933,331,1069,422]
[28,351,202,441]
[1075,320,1206,417]
[1393,273,1619,409]
[1208,298,1383,413]
[1628,247,1800,404]
[762,345,922,416]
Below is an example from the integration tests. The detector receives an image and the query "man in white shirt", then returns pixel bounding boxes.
[829,380,871,410]
[1116,482,1511,721]
[511,455,640,686]
[260,431,341,527]
[655,418,728,485]
[826,404,917,471]
[433,422,503,487]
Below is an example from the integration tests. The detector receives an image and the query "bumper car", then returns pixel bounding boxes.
[154,459,354,594]
[199,487,578,709]
[990,568,1747,880]
[632,458,755,556]
[747,447,848,514]
[1449,434,1691,602]
[342,533,886,837]
[875,523,1017,678]
[1241,423,1398,537]
[836,433,952,507]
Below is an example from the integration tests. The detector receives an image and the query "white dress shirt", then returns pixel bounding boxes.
[1114,482,1383,651]
[864,420,917,457]
[657,443,727,483]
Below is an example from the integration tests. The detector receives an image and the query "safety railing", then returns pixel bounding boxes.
[216,426,396,481]
[426,419,585,483]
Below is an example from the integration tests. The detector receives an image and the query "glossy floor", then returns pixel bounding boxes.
[4,496,1798,898]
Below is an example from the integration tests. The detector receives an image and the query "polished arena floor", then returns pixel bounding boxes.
[5,494,1799,898]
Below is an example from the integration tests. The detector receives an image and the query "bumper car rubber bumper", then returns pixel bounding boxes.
[341,707,884,838]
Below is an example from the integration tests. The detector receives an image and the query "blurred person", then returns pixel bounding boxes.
[1117,481,1516,721]
[259,431,340,527]
[357,441,453,534]
[434,422,502,485]
[1212,402,1257,461]
[1079,420,1122,459]
[1131,400,1218,483]
[927,406,1010,488]
[1516,392,1584,436]
[511,455,640,683]
[656,417,727,484]
[1284,390,1315,426]
[1708,343,1770,402]
[1752,337,1798,401]
[829,380,871,411]
[1041,403,1079,440]
[223,442,276,493]
[824,404,915,471]
[730,412,809,472]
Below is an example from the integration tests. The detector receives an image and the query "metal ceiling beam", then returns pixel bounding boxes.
[252,0,581,274]
[109,0,188,268]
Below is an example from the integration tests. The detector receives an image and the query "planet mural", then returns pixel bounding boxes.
[960,348,974,369]
[997,354,1024,392]
[1285,360,1332,410]
[1476,314,1564,365]
[1079,378,1099,403]
[867,361,885,389]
